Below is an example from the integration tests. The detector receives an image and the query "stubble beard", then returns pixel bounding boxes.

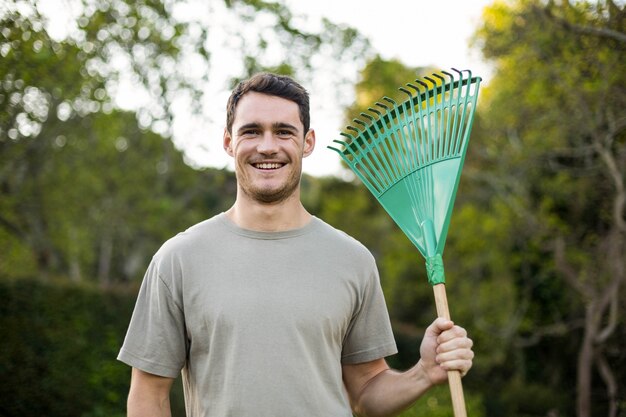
[238,166,302,204]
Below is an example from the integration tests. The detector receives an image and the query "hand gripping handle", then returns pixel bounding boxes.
[433,283,468,417]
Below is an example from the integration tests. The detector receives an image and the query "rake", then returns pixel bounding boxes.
[328,68,481,417]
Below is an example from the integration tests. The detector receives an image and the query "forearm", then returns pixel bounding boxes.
[127,368,174,417]
[347,319,473,417]
[128,389,172,417]
[351,361,433,417]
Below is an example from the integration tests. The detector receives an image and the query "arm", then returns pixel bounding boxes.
[342,318,473,417]
[127,368,175,417]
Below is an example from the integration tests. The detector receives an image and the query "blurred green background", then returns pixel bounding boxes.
[1,1,624,416]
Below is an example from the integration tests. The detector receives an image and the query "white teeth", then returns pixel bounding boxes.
[256,163,281,169]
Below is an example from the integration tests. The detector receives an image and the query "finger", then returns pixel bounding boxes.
[439,358,473,376]
[437,325,468,344]
[439,359,472,376]
[436,346,474,363]
[437,336,474,356]
[436,346,474,372]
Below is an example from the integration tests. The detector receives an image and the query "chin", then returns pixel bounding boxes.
[246,184,299,204]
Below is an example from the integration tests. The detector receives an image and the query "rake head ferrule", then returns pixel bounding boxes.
[426,254,446,285]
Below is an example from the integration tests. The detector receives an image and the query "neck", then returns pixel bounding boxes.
[226,189,311,232]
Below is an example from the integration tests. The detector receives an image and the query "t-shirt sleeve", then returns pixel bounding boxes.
[117,259,187,378]
[341,265,398,364]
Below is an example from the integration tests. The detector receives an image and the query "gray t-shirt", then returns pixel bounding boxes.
[118,213,397,416]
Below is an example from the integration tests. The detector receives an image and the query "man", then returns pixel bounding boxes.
[118,73,474,417]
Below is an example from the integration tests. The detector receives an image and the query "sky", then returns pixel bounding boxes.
[39,0,494,178]
[181,0,495,178]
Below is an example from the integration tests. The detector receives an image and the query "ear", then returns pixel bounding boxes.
[223,128,234,157]
[303,129,316,158]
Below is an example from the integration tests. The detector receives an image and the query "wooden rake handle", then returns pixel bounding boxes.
[433,283,468,417]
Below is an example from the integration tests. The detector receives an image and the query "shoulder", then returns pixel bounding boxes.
[152,213,228,265]
[309,217,376,264]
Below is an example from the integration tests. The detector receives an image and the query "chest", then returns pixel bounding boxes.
[180,240,363,348]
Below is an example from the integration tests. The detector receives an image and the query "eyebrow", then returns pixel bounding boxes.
[237,122,261,133]
[236,122,299,134]
[272,122,299,132]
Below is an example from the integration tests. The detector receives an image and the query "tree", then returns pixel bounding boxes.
[0,0,371,284]
[0,8,219,283]
[343,55,437,125]
[474,1,626,416]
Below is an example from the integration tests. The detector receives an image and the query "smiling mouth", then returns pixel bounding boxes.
[253,162,284,170]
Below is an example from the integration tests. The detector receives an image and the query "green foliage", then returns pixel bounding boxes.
[468,0,626,415]
[0,105,234,284]
[0,0,371,286]
[343,55,437,128]
[3,0,625,415]
[226,0,370,80]
[0,0,371,282]
[336,1,626,415]
[0,279,135,417]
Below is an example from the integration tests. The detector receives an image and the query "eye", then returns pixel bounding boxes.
[276,129,294,138]
[241,129,260,137]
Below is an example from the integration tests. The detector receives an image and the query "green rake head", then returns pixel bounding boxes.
[328,69,481,268]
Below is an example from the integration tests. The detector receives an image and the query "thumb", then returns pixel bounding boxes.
[426,317,454,338]
[421,318,453,358]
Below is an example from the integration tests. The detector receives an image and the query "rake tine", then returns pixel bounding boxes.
[445,72,459,158]
[399,86,433,222]
[415,79,434,163]
[368,107,382,116]
[383,96,412,179]
[432,73,450,159]
[423,76,441,160]
[428,75,442,159]
[407,79,431,219]
[441,70,462,156]
[403,81,433,221]
[455,70,473,157]
[456,70,471,156]
[433,74,449,160]
[375,101,390,115]
[371,101,407,181]
[345,124,373,157]
[397,86,427,219]
[406,82,429,167]
[353,117,393,190]
[460,70,478,155]
[360,112,400,184]
[379,97,409,179]
[340,129,385,194]
[398,87,421,172]
[342,126,384,190]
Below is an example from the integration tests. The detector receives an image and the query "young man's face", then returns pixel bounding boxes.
[223,92,315,204]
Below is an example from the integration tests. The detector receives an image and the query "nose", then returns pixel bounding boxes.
[256,131,279,155]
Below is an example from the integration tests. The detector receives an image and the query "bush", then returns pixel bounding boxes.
[0,279,185,417]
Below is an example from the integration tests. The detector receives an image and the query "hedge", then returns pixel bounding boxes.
[0,279,185,417]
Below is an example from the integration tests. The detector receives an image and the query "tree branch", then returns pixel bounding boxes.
[595,286,620,344]
[514,318,585,348]
[552,236,595,297]
[535,4,626,44]
[595,350,619,417]
[562,22,626,44]
[593,138,626,233]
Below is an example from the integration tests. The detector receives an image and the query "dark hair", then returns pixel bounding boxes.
[225,73,310,134]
